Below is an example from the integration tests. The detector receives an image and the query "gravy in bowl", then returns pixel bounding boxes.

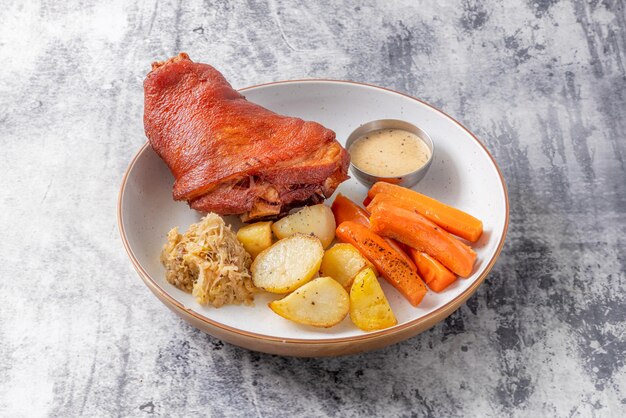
[348,129,432,177]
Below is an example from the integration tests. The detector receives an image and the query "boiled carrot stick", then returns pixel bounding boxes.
[331,194,417,272]
[336,221,427,306]
[369,201,477,277]
[409,249,457,292]
[379,235,417,273]
[367,182,483,242]
[331,194,370,227]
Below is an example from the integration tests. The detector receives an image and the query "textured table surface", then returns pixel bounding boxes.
[1,1,625,416]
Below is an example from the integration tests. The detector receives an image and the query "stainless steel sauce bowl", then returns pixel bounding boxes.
[345,119,435,188]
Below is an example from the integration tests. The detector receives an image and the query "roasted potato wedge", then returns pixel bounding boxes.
[251,234,323,293]
[320,243,378,288]
[350,268,397,331]
[236,221,273,259]
[271,204,336,248]
[269,277,350,327]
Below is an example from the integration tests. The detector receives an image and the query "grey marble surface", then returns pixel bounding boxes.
[1,0,625,416]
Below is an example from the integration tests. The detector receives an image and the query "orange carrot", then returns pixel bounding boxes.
[380,236,417,273]
[336,221,427,306]
[369,201,477,277]
[409,249,457,292]
[367,182,483,242]
[331,194,417,272]
[331,194,370,227]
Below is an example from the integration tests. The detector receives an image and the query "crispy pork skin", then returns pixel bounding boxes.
[144,53,349,220]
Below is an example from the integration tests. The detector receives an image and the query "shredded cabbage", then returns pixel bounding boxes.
[160,213,256,307]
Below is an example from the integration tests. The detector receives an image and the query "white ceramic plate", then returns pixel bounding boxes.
[119,80,508,356]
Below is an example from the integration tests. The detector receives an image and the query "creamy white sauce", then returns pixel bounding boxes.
[348,129,431,177]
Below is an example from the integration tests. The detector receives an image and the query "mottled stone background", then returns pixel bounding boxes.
[1,0,625,416]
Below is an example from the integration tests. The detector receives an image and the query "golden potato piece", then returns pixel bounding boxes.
[320,243,378,288]
[251,234,323,294]
[271,204,336,248]
[236,221,273,259]
[269,277,350,327]
[350,268,397,331]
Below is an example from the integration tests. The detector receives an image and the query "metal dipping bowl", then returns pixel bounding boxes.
[345,119,435,188]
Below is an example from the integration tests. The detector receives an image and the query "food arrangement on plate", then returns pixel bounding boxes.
[144,53,485,333]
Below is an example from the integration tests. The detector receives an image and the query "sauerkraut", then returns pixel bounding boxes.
[160,213,256,307]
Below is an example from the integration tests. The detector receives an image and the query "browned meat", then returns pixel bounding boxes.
[144,53,349,220]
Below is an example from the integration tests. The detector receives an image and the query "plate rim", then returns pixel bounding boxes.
[118,79,509,345]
